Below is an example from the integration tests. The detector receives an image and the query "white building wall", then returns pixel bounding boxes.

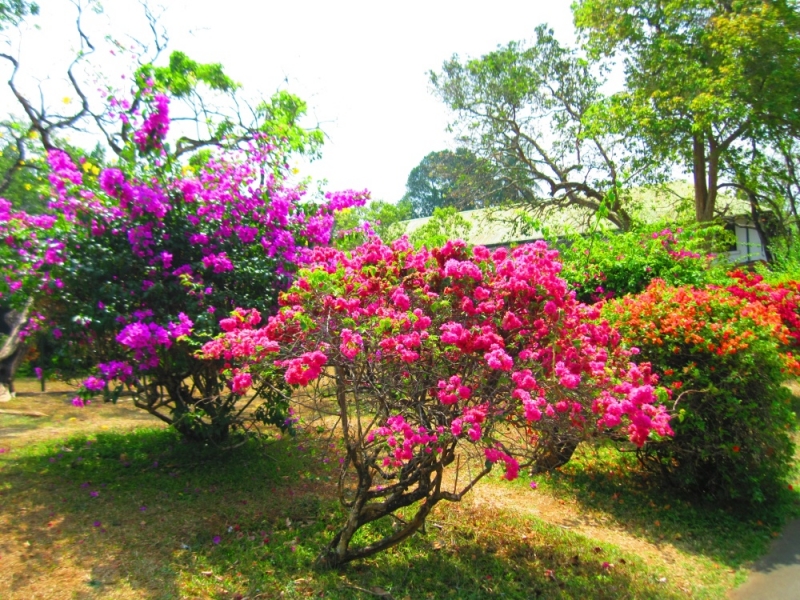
[726,223,767,264]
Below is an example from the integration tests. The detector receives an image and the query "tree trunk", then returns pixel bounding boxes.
[317,497,436,569]
[531,435,580,473]
[693,133,715,222]
[0,299,32,396]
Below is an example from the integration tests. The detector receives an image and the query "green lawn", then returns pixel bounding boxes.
[1,381,798,599]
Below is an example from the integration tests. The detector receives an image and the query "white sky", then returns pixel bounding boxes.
[3,0,579,203]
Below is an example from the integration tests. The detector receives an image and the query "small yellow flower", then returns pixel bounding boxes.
[62,96,72,104]
[82,162,93,173]
[91,165,100,176]
[24,183,32,191]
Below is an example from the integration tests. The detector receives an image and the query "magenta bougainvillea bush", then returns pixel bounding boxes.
[203,236,672,565]
[0,88,366,441]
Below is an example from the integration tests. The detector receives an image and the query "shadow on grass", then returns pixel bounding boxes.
[0,427,317,599]
[0,427,696,599]
[189,500,684,600]
[526,443,800,573]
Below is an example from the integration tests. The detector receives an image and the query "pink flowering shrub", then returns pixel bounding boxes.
[203,237,671,566]
[1,89,365,442]
[0,200,66,307]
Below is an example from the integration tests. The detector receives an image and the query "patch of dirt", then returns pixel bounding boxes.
[473,483,681,560]
[0,379,164,448]
[465,480,701,595]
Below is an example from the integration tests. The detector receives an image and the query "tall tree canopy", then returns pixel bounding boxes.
[0,0,38,29]
[431,25,651,231]
[0,1,322,212]
[573,0,800,223]
[402,148,505,218]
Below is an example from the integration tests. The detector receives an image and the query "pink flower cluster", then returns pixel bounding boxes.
[280,351,328,386]
[339,329,363,359]
[366,415,440,467]
[437,375,471,405]
[133,94,170,154]
[200,308,280,394]
[591,363,672,446]
[450,404,488,442]
[484,447,520,481]
[207,235,673,481]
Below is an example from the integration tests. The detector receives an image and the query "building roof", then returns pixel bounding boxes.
[399,181,752,247]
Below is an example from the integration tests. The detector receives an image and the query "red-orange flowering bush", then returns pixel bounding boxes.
[727,270,800,356]
[606,280,799,504]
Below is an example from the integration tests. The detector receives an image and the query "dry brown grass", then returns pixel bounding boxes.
[0,382,167,599]
[0,381,336,600]
[0,378,164,446]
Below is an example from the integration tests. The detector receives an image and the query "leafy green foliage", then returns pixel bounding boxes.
[255,91,324,158]
[145,51,238,99]
[557,222,732,302]
[132,53,323,160]
[0,121,107,214]
[573,0,800,222]
[431,25,648,231]
[408,206,472,249]
[332,199,411,249]
[0,127,47,213]
[402,148,505,218]
[0,0,37,29]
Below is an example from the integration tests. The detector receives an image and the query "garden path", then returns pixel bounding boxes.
[728,518,800,600]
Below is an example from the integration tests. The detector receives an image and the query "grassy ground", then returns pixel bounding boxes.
[1,378,799,599]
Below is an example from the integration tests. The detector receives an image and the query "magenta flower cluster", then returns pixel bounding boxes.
[0,91,365,418]
[132,94,170,154]
[203,236,673,482]
[651,228,702,260]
